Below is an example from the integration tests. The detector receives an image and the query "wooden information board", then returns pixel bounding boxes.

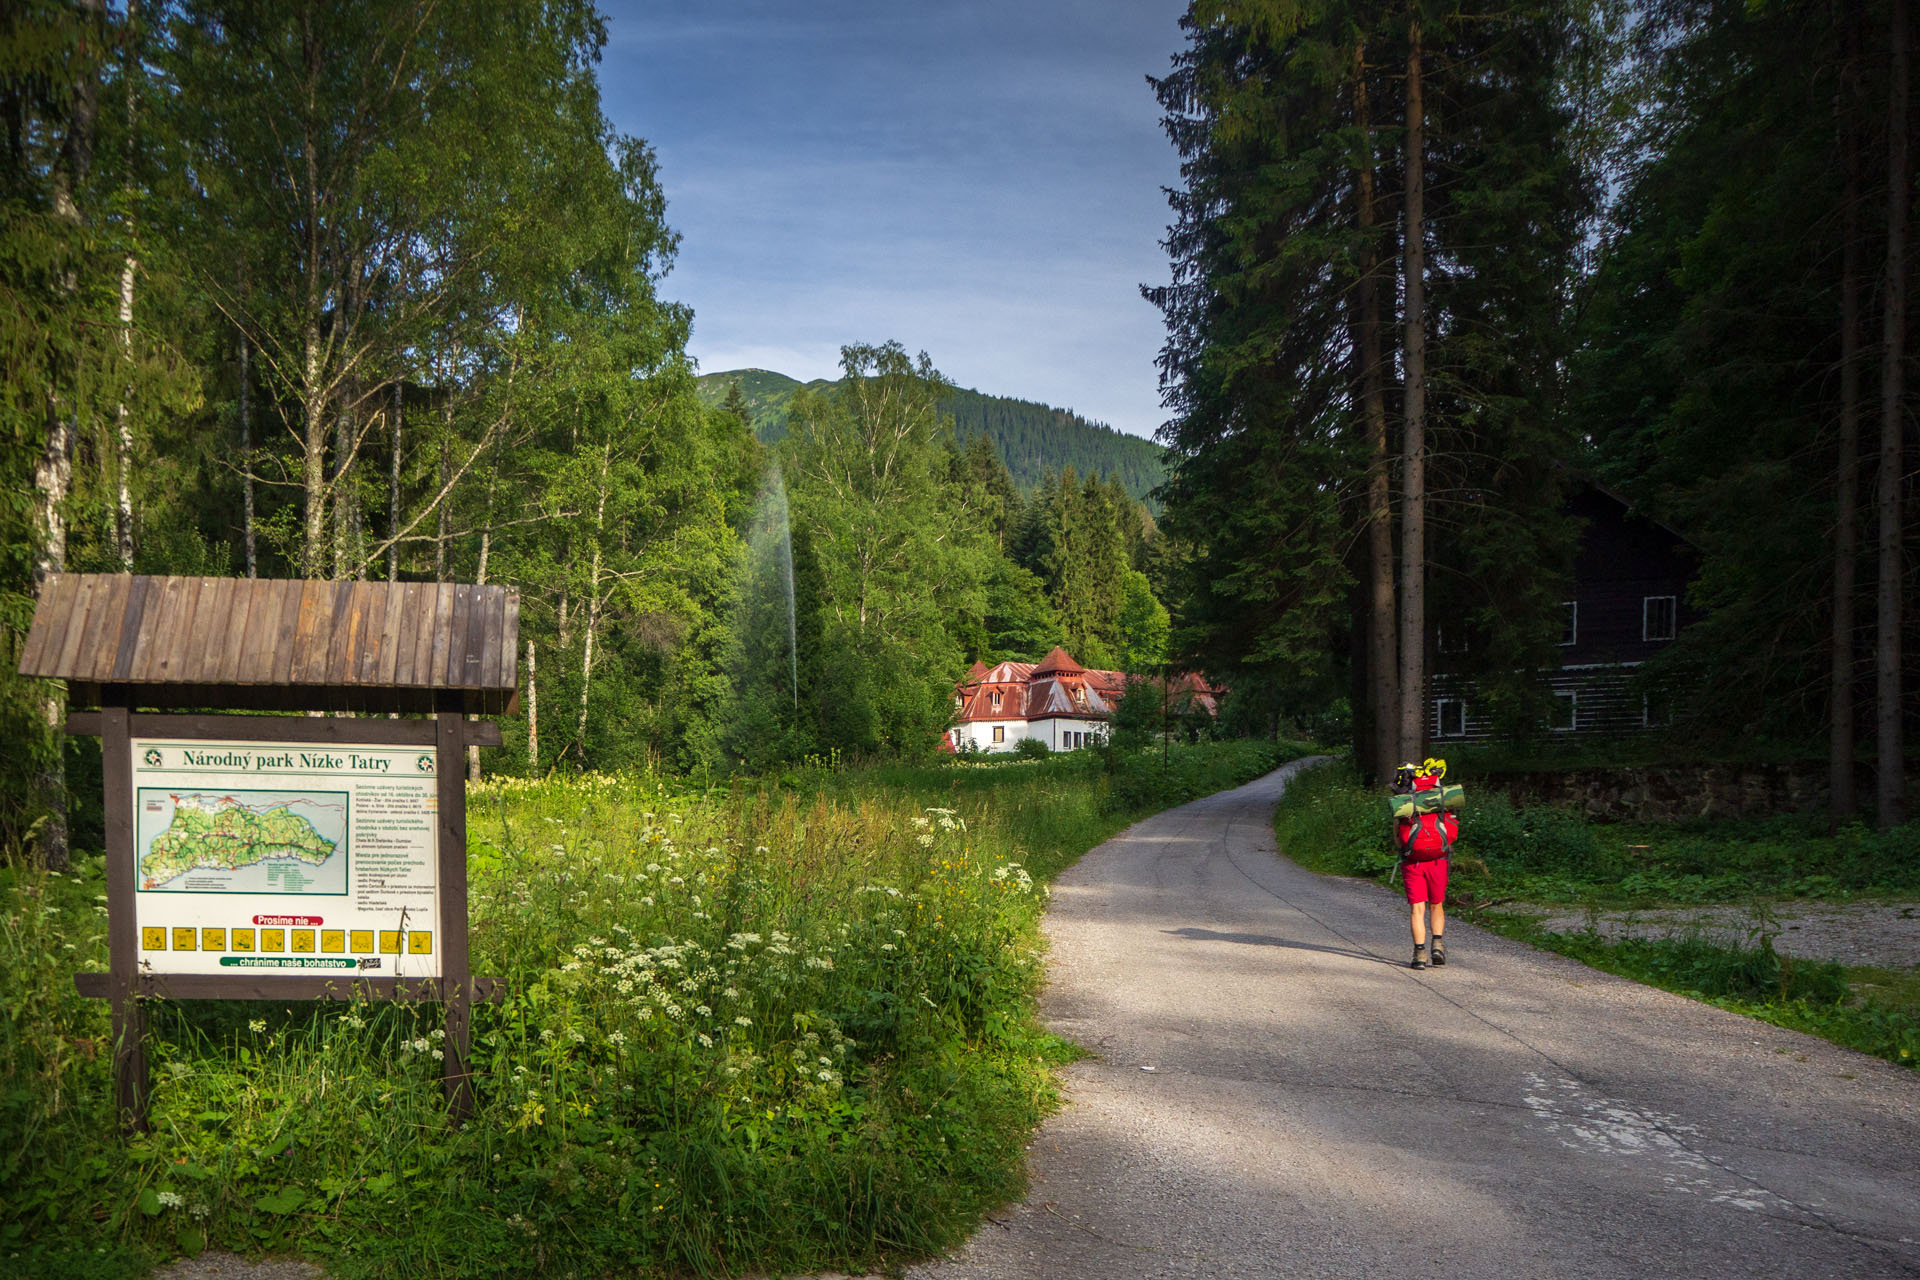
[18,575,518,1129]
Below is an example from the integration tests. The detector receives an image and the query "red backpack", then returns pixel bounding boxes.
[1397,771,1457,862]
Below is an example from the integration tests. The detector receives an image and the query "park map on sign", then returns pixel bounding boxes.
[138,792,347,894]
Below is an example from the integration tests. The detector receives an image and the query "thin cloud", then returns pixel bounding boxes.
[600,0,1187,438]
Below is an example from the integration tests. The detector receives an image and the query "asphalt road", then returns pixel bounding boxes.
[906,758,1920,1280]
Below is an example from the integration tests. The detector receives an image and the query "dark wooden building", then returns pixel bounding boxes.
[1429,488,1701,742]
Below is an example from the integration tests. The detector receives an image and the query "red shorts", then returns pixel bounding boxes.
[1403,857,1448,904]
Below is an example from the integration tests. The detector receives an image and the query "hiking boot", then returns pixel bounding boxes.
[1431,939,1447,966]
[1410,949,1428,970]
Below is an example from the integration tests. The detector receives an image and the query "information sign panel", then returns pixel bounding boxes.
[130,739,441,979]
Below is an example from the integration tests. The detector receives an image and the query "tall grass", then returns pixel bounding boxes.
[0,738,1304,1278]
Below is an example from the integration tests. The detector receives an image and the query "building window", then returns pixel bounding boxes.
[992,726,1004,743]
[990,689,1002,711]
[1644,595,1677,642]
[1435,699,1467,738]
[1551,690,1578,732]
[1643,693,1668,729]
[1559,601,1578,646]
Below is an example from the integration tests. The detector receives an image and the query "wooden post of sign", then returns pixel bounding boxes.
[100,688,149,1131]
[435,695,473,1121]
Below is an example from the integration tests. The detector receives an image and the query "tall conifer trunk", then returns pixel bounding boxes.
[29,0,101,871]
[1397,15,1429,760]
[1354,40,1399,780]
[1876,0,1911,828]
[1833,0,1865,828]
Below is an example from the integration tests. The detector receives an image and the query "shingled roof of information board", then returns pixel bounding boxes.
[17,575,520,715]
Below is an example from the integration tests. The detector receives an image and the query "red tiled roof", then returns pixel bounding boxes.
[951,655,1224,729]
[1032,645,1082,676]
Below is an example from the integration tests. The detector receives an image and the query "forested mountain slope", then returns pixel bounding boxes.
[697,369,1166,503]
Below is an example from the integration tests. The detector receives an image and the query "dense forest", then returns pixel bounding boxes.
[696,369,1169,503]
[0,0,1176,864]
[6,0,1917,865]
[1148,0,1916,826]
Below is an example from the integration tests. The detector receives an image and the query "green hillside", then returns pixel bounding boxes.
[697,368,1166,504]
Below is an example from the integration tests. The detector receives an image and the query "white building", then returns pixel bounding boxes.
[945,646,1218,754]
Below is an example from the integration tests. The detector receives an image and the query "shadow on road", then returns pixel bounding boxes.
[1162,926,1402,968]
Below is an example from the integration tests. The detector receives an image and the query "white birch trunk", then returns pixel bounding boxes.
[389,381,402,581]
[527,640,539,771]
[240,332,257,577]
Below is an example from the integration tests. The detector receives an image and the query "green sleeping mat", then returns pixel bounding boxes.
[1388,784,1465,821]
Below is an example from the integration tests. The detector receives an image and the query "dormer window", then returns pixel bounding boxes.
[990,689,1002,712]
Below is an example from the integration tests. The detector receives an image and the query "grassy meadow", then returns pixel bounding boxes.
[0,738,1302,1279]
[1272,761,1920,1071]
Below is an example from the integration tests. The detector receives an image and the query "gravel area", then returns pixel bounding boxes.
[1520,900,1920,970]
[148,1252,323,1280]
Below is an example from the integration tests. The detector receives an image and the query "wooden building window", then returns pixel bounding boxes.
[990,689,1003,711]
[1435,699,1467,738]
[1559,601,1578,646]
[1643,693,1669,729]
[992,726,1005,743]
[1551,690,1578,732]
[1643,595,1677,642]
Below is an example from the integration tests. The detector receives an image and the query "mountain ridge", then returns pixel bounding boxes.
[696,368,1166,504]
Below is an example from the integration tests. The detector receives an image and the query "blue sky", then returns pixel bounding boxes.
[596,1,1189,440]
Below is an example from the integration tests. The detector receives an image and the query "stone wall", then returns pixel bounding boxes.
[1480,761,1901,823]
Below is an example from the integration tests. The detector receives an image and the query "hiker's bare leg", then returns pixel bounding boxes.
[1409,902,1428,946]
[1430,901,1445,939]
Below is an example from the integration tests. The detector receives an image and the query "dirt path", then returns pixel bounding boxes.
[1518,900,1920,970]
[900,758,1920,1279]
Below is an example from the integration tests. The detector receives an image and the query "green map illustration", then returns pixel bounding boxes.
[137,791,348,894]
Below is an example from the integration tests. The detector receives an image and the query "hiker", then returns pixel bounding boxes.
[1394,759,1458,970]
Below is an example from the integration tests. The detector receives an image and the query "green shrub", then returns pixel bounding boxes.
[1099,740,1312,816]
[1271,763,1920,906]
[1012,737,1050,759]
[1510,925,1917,1071]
